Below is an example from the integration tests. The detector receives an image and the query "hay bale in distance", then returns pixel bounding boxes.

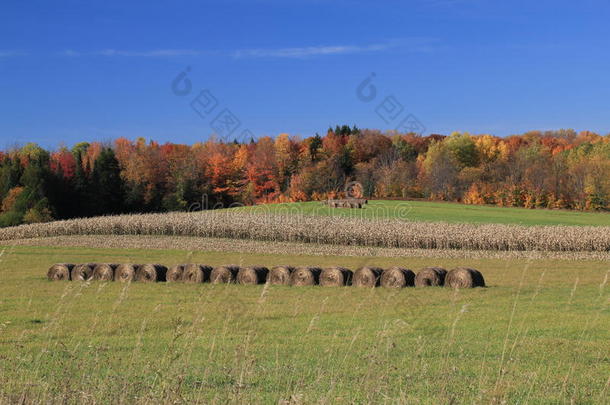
[210,265,240,284]
[70,263,96,281]
[115,264,140,283]
[289,266,322,286]
[166,264,185,283]
[446,267,485,288]
[183,264,213,283]
[268,265,295,285]
[353,266,383,287]
[380,266,416,288]
[415,267,447,287]
[92,263,116,281]
[320,266,353,287]
[136,264,167,283]
[47,263,74,281]
[237,266,269,285]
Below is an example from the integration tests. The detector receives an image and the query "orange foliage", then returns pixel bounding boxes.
[1,187,24,212]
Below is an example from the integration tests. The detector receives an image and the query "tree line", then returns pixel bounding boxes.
[1,126,609,227]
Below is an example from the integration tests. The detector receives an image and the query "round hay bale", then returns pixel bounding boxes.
[115,264,140,283]
[380,267,416,288]
[446,267,486,289]
[47,263,73,281]
[183,264,213,283]
[70,263,96,281]
[166,264,185,283]
[471,269,485,287]
[210,265,240,284]
[415,267,447,287]
[268,265,295,285]
[237,266,269,285]
[320,266,353,287]
[353,266,383,287]
[289,266,322,286]
[92,263,115,281]
[136,264,167,283]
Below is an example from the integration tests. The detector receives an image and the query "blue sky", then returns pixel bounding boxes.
[1,0,609,148]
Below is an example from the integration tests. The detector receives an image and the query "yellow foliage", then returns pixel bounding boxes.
[463,184,485,205]
[233,145,249,170]
[475,135,506,162]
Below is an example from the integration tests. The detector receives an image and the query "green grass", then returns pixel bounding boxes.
[0,244,608,403]
[235,200,610,226]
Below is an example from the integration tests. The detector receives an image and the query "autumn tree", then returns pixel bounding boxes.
[245,136,279,203]
[421,141,459,200]
[0,147,54,226]
[445,132,479,168]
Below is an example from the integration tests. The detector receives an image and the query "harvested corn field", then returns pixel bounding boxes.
[6,234,609,261]
[1,211,609,252]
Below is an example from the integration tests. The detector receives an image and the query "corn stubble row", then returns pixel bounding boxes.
[10,235,609,261]
[2,211,609,252]
[47,263,486,289]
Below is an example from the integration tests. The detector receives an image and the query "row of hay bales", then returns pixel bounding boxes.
[47,263,485,288]
[325,198,368,209]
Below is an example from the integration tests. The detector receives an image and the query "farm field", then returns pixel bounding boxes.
[235,200,610,226]
[0,244,608,403]
[2,209,610,253]
[5,1,610,404]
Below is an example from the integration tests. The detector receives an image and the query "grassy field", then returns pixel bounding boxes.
[235,200,610,226]
[0,244,608,403]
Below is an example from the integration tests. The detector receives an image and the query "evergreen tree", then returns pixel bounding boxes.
[89,148,125,216]
[0,157,23,201]
[309,134,323,162]
[72,152,91,217]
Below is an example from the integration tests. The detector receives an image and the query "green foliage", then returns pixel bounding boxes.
[18,142,49,163]
[0,154,54,225]
[71,142,90,157]
[89,148,125,215]
[23,198,53,224]
[445,132,479,168]
[392,136,417,162]
[338,146,353,175]
[0,210,23,227]
[161,190,187,212]
[0,157,22,201]
[309,134,323,162]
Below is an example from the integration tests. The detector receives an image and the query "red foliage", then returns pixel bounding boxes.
[3,127,605,213]
[50,149,76,179]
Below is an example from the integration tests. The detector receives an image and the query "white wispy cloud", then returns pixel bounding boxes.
[59,39,437,59]
[0,50,26,57]
[233,38,437,58]
[61,49,207,57]
[233,42,393,58]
